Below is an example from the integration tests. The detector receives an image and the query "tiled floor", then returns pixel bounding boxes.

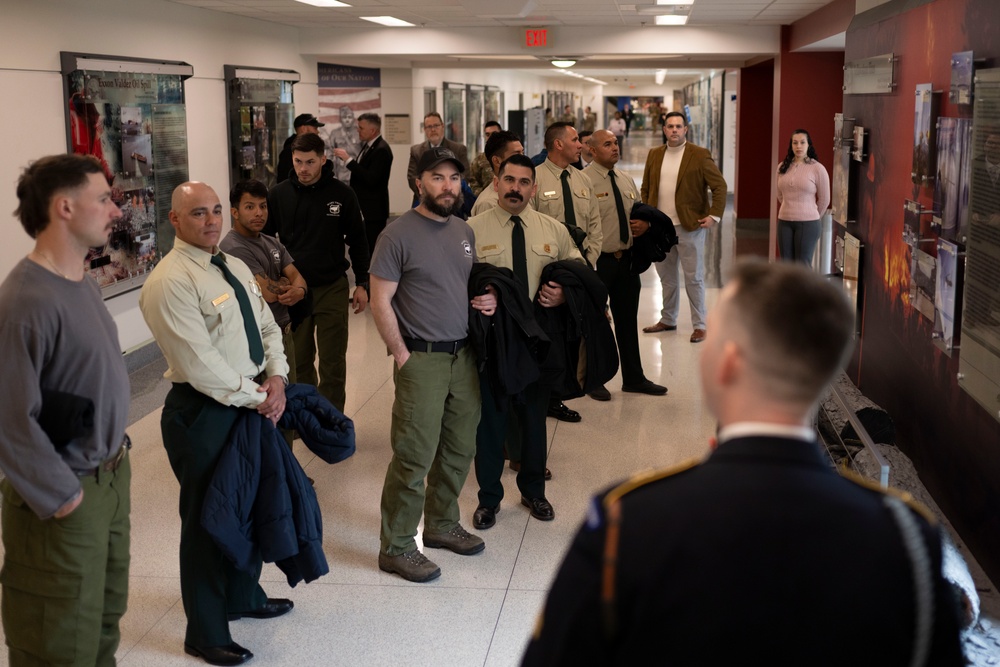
[0,131,726,667]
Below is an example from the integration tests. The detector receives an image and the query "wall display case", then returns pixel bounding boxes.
[61,52,192,298]
[224,66,298,190]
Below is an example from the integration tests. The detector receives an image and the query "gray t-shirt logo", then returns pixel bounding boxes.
[270,248,281,265]
[327,201,342,216]
[462,240,472,257]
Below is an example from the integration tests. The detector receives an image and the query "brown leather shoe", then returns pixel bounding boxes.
[642,322,677,333]
[690,329,707,343]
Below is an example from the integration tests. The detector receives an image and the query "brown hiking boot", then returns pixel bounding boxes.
[378,549,441,582]
[423,524,485,555]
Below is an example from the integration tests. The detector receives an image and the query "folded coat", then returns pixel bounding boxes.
[201,383,355,587]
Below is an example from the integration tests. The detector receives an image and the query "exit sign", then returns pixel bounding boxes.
[524,28,548,48]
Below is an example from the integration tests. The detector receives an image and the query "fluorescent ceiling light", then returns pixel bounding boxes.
[654,69,666,84]
[295,0,351,6]
[360,16,415,26]
[656,0,694,4]
[551,59,576,68]
[655,15,688,25]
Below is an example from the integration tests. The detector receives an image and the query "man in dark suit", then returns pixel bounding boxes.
[334,112,394,253]
[406,112,469,198]
[640,111,726,343]
[523,259,965,667]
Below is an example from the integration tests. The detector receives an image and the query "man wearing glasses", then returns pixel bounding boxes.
[407,111,470,199]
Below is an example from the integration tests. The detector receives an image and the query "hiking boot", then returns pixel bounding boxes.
[378,549,441,582]
[423,524,486,555]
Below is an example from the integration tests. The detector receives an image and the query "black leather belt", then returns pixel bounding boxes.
[76,435,131,477]
[403,337,467,354]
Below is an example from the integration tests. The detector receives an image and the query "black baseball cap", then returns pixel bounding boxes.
[416,146,465,175]
[294,113,324,129]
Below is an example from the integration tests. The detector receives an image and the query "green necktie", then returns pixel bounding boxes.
[609,170,629,243]
[510,215,529,294]
[560,169,578,228]
[210,253,265,365]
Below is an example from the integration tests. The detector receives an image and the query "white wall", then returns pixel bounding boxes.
[1,0,315,352]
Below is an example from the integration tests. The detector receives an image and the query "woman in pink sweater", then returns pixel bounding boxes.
[776,129,830,264]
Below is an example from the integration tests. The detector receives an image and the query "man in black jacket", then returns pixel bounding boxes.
[523,259,965,666]
[276,113,323,184]
[467,154,584,529]
[265,132,369,413]
[333,112,393,254]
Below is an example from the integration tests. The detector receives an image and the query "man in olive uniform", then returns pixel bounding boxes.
[583,130,667,401]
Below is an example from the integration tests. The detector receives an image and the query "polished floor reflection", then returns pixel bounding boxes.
[0,130,728,667]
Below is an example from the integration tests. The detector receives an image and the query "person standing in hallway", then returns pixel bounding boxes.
[141,182,293,667]
[468,120,503,196]
[0,154,131,667]
[523,259,965,666]
[372,147,497,583]
[622,104,635,139]
[583,106,597,133]
[575,130,594,170]
[609,111,626,145]
[333,112,394,254]
[407,112,470,199]
[776,129,830,265]
[468,154,584,530]
[220,178,307,443]
[276,113,323,184]
[265,132,369,413]
[532,121,604,423]
[584,130,668,401]
[471,130,525,216]
[640,111,727,343]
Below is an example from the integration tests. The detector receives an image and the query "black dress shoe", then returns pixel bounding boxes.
[473,504,499,530]
[547,401,581,422]
[521,496,555,521]
[588,385,611,401]
[621,380,668,396]
[228,598,293,620]
[184,642,253,666]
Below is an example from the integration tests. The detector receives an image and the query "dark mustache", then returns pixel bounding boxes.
[504,192,524,202]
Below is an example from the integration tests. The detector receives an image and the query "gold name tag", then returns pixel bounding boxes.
[212,293,230,307]
[481,244,499,251]
[596,192,609,199]
[543,190,557,197]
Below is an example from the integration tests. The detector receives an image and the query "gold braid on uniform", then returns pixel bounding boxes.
[599,458,700,639]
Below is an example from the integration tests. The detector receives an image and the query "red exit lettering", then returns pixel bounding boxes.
[525,29,548,47]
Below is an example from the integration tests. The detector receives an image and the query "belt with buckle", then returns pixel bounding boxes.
[602,249,630,260]
[402,337,467,354]
[76,434,131,477]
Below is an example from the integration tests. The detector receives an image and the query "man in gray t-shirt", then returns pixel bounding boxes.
[0,154,131,665]
[370,147,496,583]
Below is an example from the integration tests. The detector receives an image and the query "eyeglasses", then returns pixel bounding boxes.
[424,123,443,130]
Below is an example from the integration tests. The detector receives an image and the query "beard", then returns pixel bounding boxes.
[422,189,465,218]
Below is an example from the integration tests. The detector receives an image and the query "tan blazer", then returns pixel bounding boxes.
[640,143,727,231]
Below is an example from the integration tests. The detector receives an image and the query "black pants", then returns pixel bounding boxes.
[597,251,645,386]
[475,375,549,507]
[161,383,267,647]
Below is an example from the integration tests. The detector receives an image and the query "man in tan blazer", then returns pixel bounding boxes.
[640,111,726,343]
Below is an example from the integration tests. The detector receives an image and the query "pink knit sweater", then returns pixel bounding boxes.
[776,159,831,221]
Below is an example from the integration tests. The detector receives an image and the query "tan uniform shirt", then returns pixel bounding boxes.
[471,186,500,216]
[583,161,639,254]
[140,237,289,408]
[532,159,603,265]
[467,205,584,301]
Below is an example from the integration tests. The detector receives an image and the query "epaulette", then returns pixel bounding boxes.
[840,467,938,526]
[600,457,701,640]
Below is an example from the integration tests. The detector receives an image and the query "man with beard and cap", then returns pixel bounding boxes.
[371,147,497,582]
[583,130,668,401]
[265,132,369,414]
[276,113,323,184]
[467,154,584,530]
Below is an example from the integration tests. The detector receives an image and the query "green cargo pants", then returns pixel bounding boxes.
[293,277,349,413]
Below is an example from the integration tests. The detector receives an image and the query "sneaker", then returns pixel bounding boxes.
[378,549,441,582]
[423,524,486,555]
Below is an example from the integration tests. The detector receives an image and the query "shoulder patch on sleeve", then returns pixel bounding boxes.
[840,468,938,526]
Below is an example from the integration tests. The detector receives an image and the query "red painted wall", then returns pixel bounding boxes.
[734,60,774,220]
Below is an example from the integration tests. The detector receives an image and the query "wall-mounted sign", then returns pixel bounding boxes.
[523,28,549,48]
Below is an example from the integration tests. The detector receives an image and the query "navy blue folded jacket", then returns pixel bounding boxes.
[201,384,355,587]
